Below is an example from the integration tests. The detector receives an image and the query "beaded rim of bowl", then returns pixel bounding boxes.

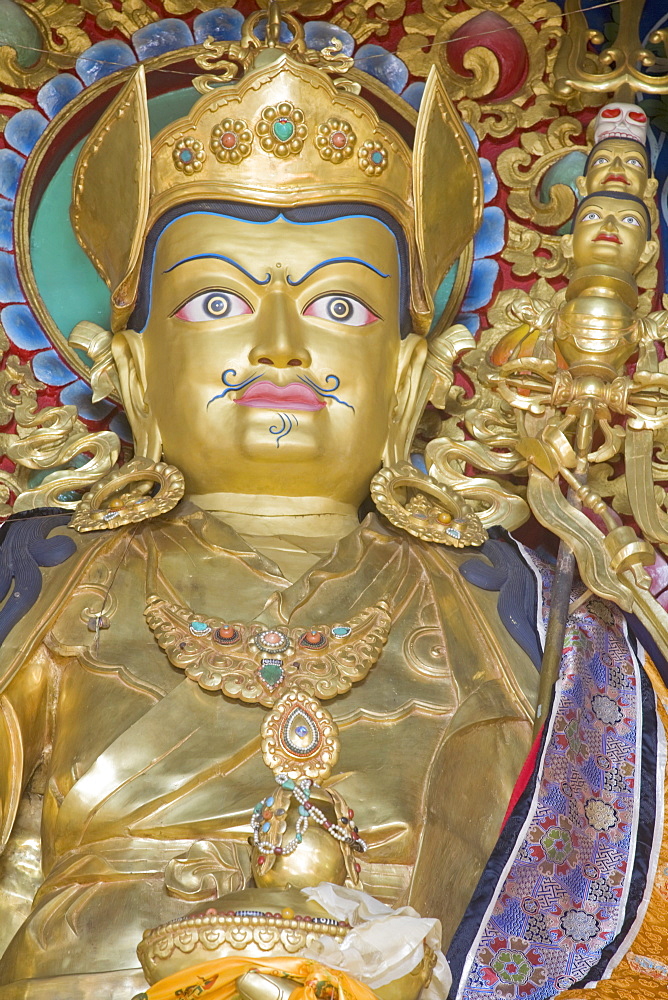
[137,909,349,983]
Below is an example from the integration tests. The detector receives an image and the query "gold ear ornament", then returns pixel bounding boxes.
[69,457,185,533]
[370,461,487,546]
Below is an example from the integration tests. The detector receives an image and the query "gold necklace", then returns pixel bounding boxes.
[143,566,391,878]
[144,594,391,709]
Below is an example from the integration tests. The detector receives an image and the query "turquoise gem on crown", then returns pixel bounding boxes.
[273,117,294,142]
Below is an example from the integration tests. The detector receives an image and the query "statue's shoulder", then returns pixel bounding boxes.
[0,509,127,685]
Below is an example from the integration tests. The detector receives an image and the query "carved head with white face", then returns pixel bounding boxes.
[593,102,649,145]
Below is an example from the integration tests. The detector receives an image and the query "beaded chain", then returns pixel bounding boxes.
[251,773,368,865]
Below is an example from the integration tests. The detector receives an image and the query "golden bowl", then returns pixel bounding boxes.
[137,887,348,986]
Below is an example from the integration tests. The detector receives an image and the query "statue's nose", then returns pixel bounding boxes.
[249,291,312,368]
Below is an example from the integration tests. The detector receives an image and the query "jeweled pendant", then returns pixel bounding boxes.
[261,688,340,781]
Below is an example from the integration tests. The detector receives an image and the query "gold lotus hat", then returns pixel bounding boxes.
[71,4,483,335]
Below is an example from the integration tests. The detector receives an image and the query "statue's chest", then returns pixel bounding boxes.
[44,548,461,866]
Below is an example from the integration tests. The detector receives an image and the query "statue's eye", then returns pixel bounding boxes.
[174,290,252,322]
[592,156,609,166]
[620,214,641,226]
[581,211,602,222]
[626,157,643,168]
[303,294,378,326]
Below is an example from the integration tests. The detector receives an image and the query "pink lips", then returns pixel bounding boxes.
[235,380,325,410]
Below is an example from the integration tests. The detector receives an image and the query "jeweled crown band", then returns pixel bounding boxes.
[71,17,483,335]
[146,55,413,246]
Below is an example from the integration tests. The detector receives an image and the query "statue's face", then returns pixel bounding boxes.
[570,196,649,273]
[585,140,649,197]
[125,212,423,504]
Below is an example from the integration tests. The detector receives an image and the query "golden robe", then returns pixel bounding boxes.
[0,505,538,999]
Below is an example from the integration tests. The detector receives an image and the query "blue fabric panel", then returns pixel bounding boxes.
[0,511,75,647]
[460,534,543,669]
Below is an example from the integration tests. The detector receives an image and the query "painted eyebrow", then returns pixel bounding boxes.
[286,257,390,286]
[163,254,271,285]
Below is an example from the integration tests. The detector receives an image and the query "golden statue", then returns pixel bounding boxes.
[1,6,668,1000]
[0,9,538,999]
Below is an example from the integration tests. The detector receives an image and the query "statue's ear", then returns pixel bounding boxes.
[640,238,659,266]
[413,66,483,321]
[112,329,162,462]
[575,176,586,196]
[71,66,151,332]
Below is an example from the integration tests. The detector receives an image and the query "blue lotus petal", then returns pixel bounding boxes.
[76,40,137,85]
[411,452,427,474]
[465,123,480,151]
[0,251,24,303]
[110,411,132,442]
[0,204,12,252]
[253,16,294,44]
[0,149,24,200]
[304,21,354,56]
[4,109,48,157]
[462,257,498,312]
[38,74,84,119]
[32,349,77,386]
[481,158,498,204]
[402,81,425,111]
[60,380,115,420]
[456,312,480,335]
[354,45,408,94]
[132,19,194,60]
[473,205,505,260]
[193,8,244,43]
[1,304,49,349]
